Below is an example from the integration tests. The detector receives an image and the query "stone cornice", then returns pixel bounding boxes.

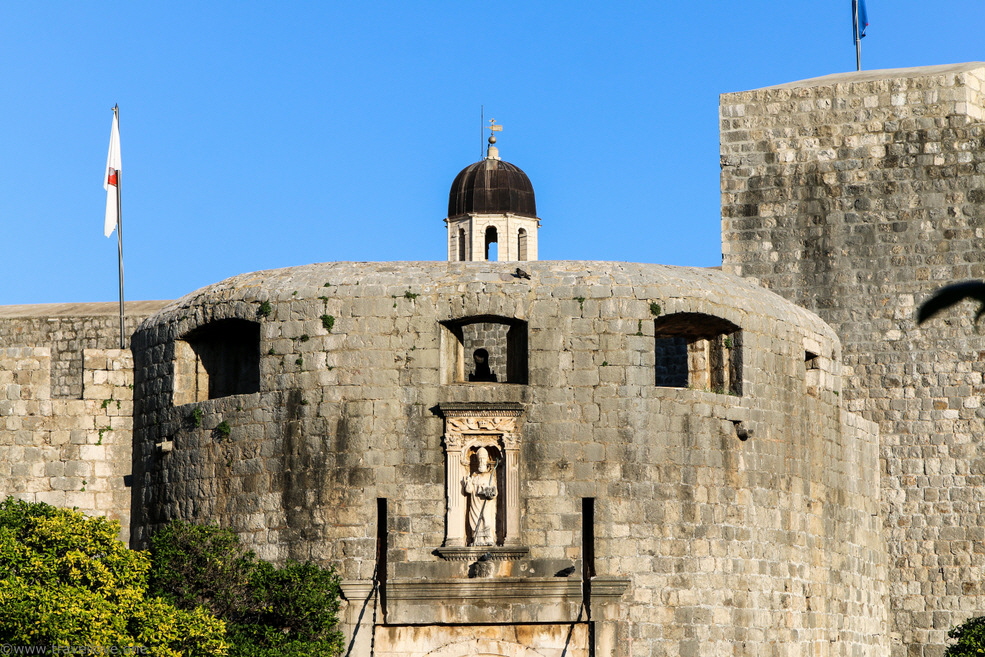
[436,401,524,418]
[434,546,530,561]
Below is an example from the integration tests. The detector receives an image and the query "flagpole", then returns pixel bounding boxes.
[113,105,126,349]
[853,0,862,71]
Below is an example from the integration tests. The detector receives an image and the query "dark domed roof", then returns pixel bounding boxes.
[448,158,537,218]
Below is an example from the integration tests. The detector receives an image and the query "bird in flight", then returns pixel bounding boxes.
[917,281,985,324]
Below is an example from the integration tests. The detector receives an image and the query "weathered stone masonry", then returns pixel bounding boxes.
[129,261,885,657]
[0,302,166,540]
[721,62,985,657]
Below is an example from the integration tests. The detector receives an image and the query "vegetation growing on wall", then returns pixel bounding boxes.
[213,421,232,440]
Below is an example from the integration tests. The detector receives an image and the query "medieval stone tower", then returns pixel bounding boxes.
[122,112,887,656]
[721,62,985,657]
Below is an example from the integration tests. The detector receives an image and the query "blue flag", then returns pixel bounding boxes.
[853,0,869,42]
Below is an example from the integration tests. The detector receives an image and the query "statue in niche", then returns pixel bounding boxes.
[468,348,497,382]
[463,446,498,546]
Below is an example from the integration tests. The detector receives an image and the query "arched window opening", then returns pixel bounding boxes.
[484,226,498,261]
[173,318,261,404]
[458,228,467,261]
[654,313,741,395]
[517,228,528,261]
[441,316,528,384]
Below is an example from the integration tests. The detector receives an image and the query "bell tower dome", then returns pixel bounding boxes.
[445,121,540,262]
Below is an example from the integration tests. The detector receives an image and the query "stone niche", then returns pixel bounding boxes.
[440,317,528,384]
[172,318,260,405]
[437,402,524,554]
[382,402,591,627]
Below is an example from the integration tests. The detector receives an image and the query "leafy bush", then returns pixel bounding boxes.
[0,498,227,657]
[947,616,985,657]
[147,521,256,621]
[149,522,344,657]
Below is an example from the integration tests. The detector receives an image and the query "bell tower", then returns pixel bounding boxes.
[445,121,540,262]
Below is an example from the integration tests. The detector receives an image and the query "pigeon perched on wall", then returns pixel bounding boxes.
[514,268,531,280]
[917,281,985,324]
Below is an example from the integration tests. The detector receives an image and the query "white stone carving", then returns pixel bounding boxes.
[463,446,498,546]
[439,404,523,548]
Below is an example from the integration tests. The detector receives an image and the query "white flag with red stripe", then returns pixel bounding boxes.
[103,111,121,237]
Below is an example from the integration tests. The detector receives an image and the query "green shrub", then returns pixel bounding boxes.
[148,522,255,621]
[947,616,985,657]
[149,522,344,657]
[0,498,227,657]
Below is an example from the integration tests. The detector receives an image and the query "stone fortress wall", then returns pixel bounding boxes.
[3,62,982,657]
[129,261,885,657]
[0,302,166,540]
[721,62,985,657]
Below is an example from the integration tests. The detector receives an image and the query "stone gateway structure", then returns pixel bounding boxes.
[129,259,884,656]
[2,63,985,657]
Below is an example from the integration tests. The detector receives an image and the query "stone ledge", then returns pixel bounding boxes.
[385,577,583,624]
[339,579,376,602]
[435,401,524,417]
[434,546,529,561]
[387,577,581,602]
[589,576,630,600]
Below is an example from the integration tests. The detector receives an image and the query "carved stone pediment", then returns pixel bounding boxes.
[445,415,518,435]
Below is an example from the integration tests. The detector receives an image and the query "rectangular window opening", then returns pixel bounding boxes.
[173,319,261,405]
[441,317,528,384]
[654,313,741,395]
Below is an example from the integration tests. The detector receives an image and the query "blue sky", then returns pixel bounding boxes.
[2,1,983,305]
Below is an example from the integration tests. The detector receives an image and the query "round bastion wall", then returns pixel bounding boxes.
[130,260,887,657]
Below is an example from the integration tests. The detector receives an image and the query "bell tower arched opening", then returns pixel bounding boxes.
[485,226,498,261]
